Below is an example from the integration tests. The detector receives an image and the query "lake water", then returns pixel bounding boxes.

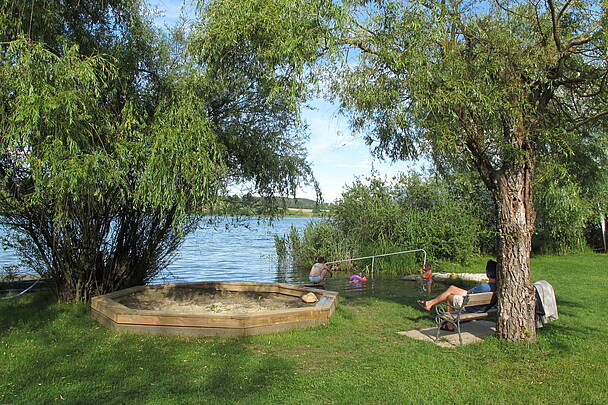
[154,216,313,284]
[1,216,424,298]
[0,217,314,283]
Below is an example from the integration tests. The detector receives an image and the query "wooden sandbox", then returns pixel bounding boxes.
[91,281,338,337]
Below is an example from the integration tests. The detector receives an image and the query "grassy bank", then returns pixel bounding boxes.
[1,254,607,404]
[282,207,327,217]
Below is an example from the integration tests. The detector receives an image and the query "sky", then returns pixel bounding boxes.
[148,0,416,203]
[300,99,410,202]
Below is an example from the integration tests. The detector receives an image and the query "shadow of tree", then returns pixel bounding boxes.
[0,291,58,337]
[5,329,296,403]
[553,299,585,310]
[535,322,605,354]
[1,292,298,403]
[200,339,294,401]
[539,323,603,338]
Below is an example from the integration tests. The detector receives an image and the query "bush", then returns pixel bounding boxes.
[275,221,358,271]
[276,174,483,274]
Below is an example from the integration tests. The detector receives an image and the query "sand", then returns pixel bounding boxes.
[116,288,311,314]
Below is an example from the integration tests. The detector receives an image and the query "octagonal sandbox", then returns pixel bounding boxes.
[91,281,338,336]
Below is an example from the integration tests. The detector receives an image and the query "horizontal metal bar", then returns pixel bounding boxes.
[325,248,427,267]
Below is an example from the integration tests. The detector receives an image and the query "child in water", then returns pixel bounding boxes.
[349,272,368,283]
[309,256,332,284]
[421,263,433,294]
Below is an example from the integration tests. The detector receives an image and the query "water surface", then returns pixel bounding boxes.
[1,216,426,299]
[153,217,313,284]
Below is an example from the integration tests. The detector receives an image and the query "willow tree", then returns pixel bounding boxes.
[0,0,313,302]
[201,0,607,341]
[331,0,608,342]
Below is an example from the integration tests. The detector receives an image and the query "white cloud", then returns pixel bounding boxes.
[336,163,371,169]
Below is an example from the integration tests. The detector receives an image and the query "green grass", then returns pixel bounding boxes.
[1,254,607,404]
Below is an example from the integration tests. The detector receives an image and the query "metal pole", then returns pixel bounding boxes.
[371,256,375,278]
[325,248,428,265]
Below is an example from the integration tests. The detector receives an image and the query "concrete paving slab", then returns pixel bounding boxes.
[397,320,496,348]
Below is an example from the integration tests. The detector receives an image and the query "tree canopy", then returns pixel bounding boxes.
[329,0,607,341]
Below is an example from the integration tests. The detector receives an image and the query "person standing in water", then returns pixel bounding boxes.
[309,256,332,284]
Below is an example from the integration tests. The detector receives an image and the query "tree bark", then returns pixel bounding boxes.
[494,160,537,341]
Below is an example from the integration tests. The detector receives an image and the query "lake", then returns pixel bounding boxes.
[0,217,314,283]
[1,216,424,298]
[154,216,313,284]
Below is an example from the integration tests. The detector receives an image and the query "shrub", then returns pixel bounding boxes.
[275,222,358,271]
[276,174,483,274]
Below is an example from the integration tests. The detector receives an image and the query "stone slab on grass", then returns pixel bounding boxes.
[397,320,496,348]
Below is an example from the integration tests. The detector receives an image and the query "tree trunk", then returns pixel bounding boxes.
[494,161,537,342]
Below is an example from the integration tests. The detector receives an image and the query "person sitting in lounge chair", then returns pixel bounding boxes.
[417,260,497,313]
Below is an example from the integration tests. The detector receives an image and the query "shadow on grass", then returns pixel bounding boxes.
[534,322,605,354]
[5,326,295,403]
[2,292,297,403]
[0,291,58,336]
[541,323,603,338]
[554,298,585,309]
[74,338,294,403]
[551,299,593,319]
[200,339,294,401]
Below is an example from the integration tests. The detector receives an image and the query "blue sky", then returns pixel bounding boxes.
[300,98,409,202]
[149,0,415,202]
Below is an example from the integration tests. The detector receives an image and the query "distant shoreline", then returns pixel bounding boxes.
[281,208,328,218]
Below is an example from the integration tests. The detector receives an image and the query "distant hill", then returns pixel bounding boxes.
[229,195,330,209]
[283,197,328,209]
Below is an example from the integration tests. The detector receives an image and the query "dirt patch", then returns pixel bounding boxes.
[116,288,313,314]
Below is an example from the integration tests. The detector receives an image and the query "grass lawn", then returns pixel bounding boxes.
[1,254,607,404]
